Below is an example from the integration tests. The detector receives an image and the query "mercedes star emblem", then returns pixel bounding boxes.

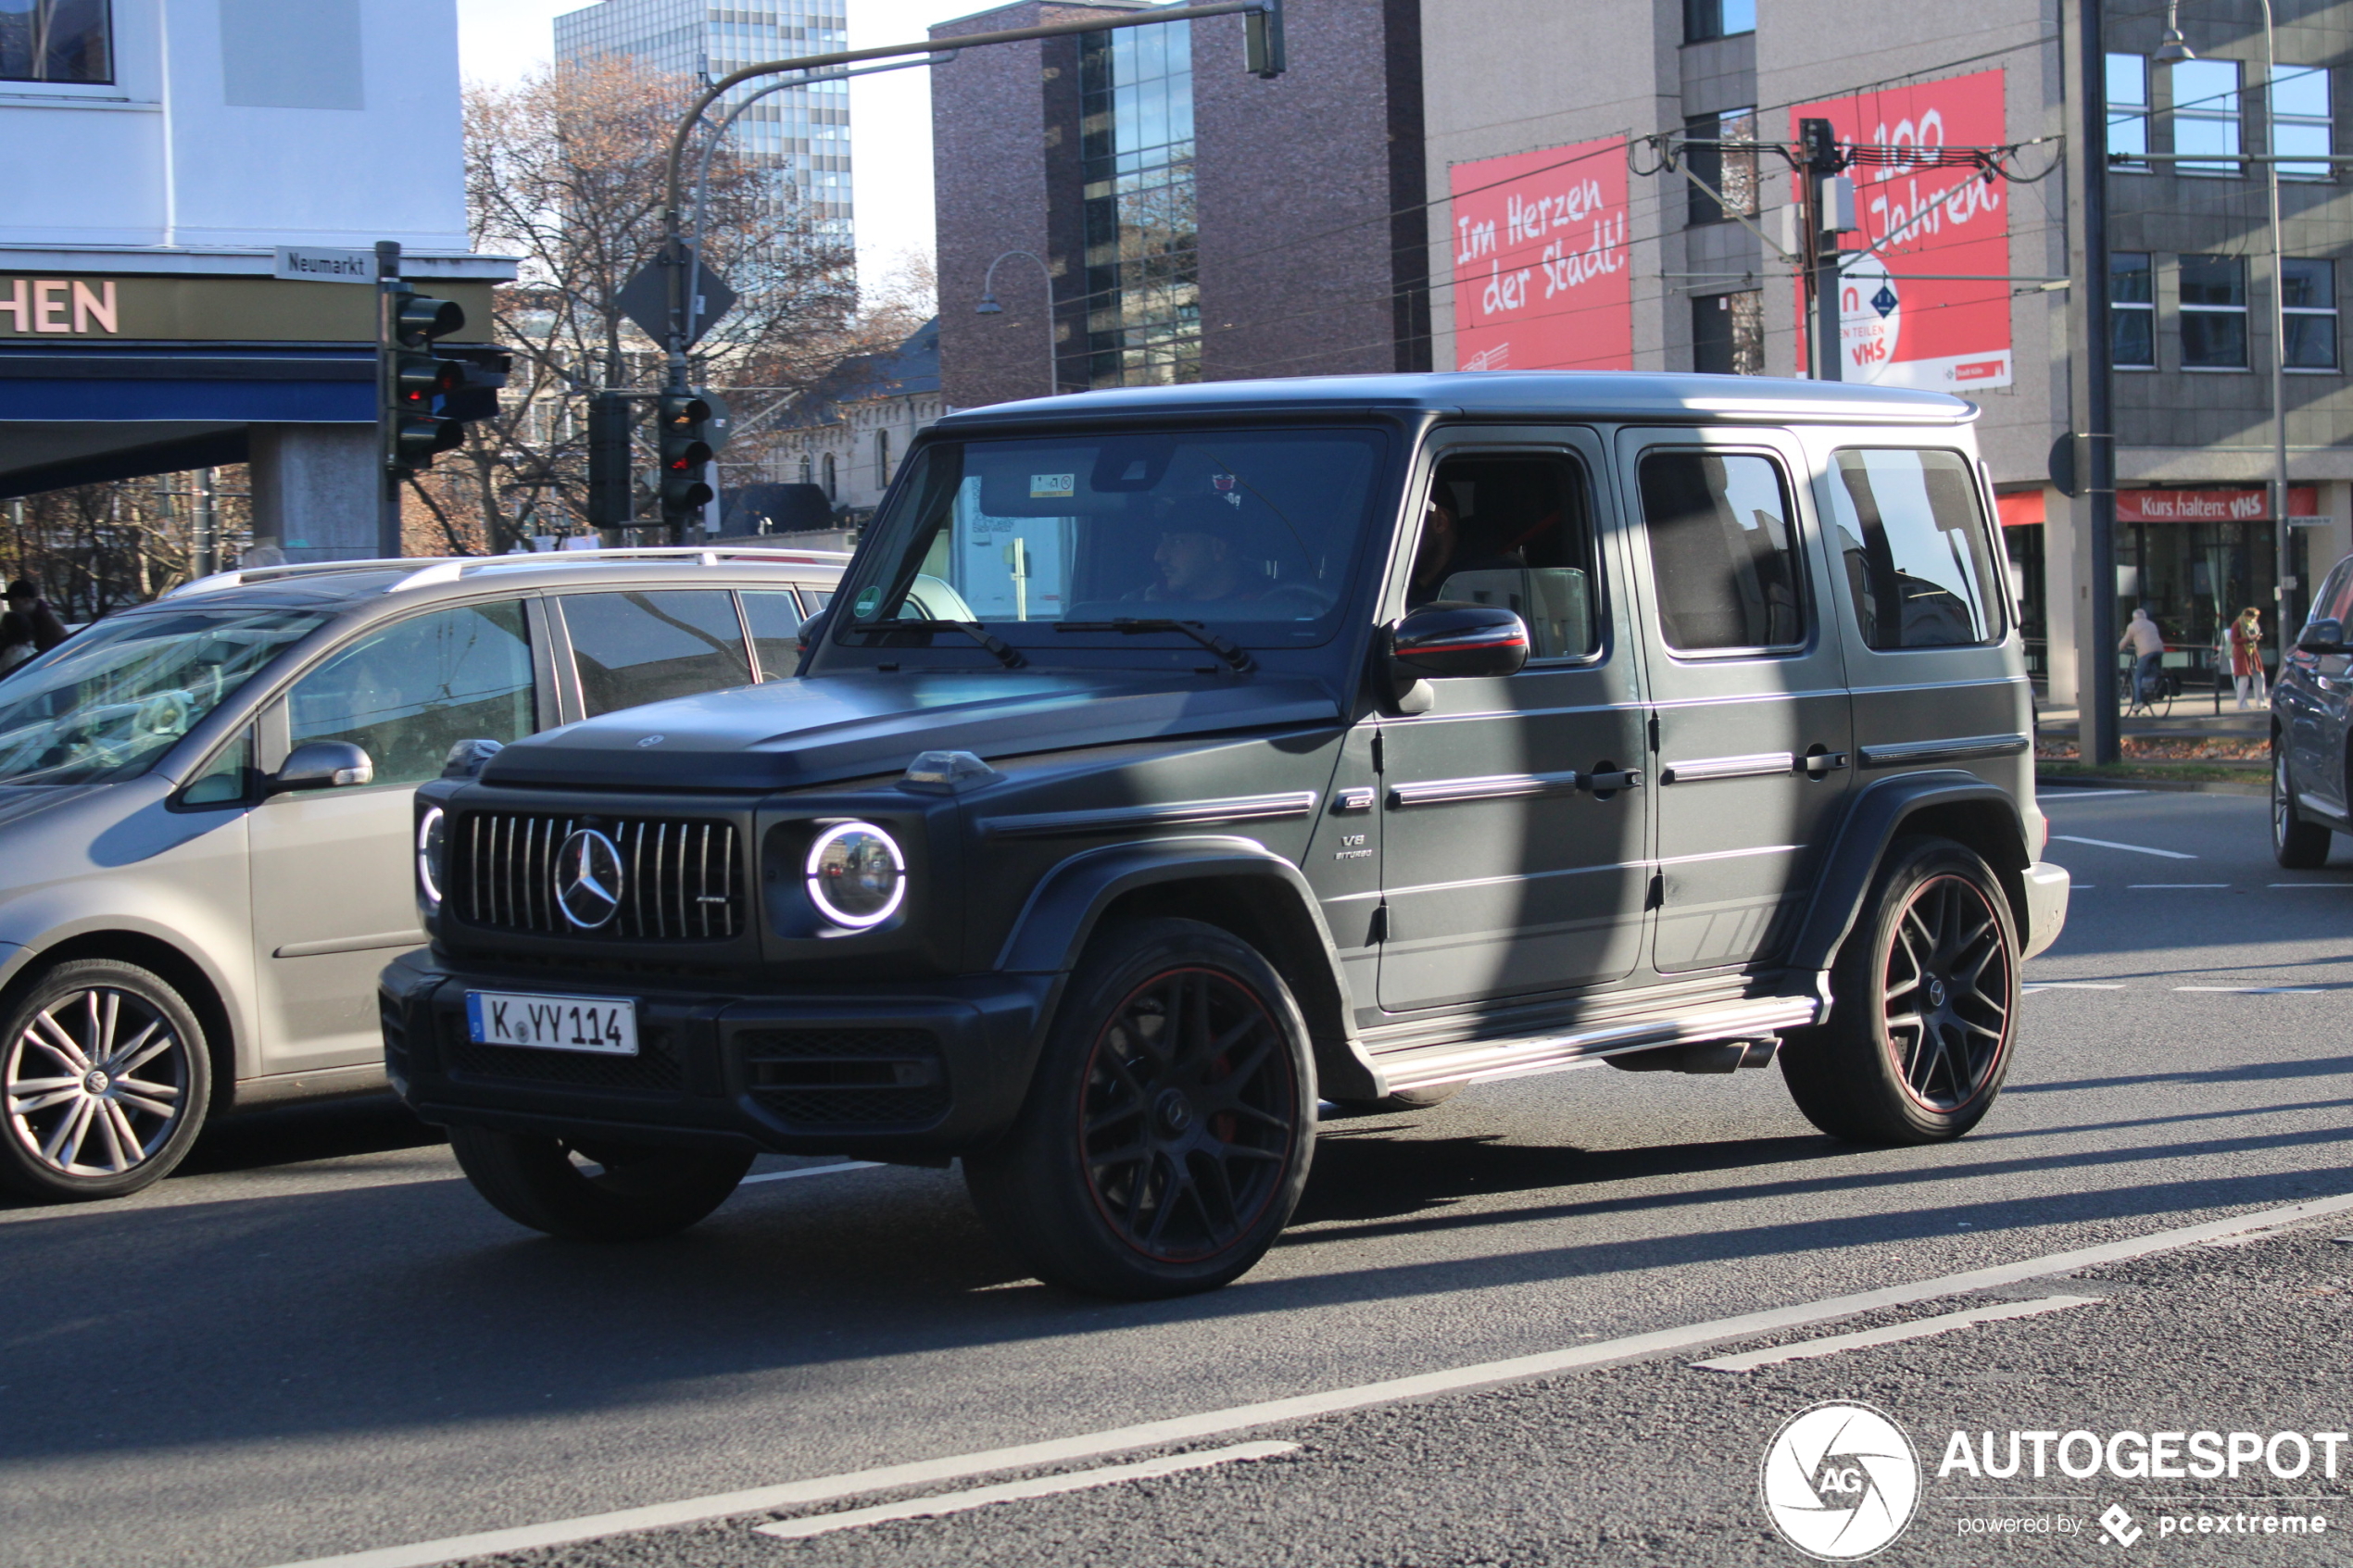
[555,828,625,929]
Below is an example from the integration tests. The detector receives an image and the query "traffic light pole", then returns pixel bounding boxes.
[1799,119,1843,383]
[2064,0,2120,762]
[374,241,406,558]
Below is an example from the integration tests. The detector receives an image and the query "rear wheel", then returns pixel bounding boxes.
[965,918,1314,1298]
[2272,740,2333,869]
[448,1126,751,1241]
[0,960,212,1202]
[1780,837,2018,1146]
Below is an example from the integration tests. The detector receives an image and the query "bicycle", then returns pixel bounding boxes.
[2122,659,2179,718]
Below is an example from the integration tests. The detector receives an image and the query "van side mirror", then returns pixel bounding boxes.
[796,608,832,658]
[268,741,374,795]
[1387,603,1530,682]
[2297,617,2346,654]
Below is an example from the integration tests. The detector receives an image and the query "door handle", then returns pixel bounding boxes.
[1585,767,1643,793]
[1803,750,1849,775]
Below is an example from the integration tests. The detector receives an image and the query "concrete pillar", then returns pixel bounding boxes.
[247,424,379,561]
[2042,483,2077,709]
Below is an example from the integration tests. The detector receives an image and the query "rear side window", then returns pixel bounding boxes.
[1638,449,1806,652]
[561,591,751,718]
[288,601,535,786]
[739,590,803,680]
[1828,448,2004,649]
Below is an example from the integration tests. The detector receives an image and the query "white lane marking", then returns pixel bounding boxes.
[754,1442,1298,1541]
[256,1190,2353,1568]
[2128,883,2230,889]
[2053,834,2196,859]
[1691,1295,2101,1374]
[2039,789,2140,799]
[740,1161,883,1187]
[2173,985,2324,995]
[2023,983,2129,993]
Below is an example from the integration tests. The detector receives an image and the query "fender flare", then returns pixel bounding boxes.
[1788,771,2031,976]
[995,834,1381,1100]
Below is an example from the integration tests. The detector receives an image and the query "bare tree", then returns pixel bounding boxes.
[0,469,251,618]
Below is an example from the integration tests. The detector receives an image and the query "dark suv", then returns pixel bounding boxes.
[2273,548,2353,867]
[382,373,2070,1298]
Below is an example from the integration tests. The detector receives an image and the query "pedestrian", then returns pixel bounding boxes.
[2228,605,2268,709]
[0,578,68,673]
[2119,606,2166,709]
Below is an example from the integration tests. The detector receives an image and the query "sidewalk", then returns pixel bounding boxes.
[2032,698,2271,745]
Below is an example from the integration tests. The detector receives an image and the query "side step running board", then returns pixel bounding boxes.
[1376,995,1822,1094]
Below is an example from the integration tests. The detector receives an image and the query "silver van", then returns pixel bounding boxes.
[0,547,844,1201]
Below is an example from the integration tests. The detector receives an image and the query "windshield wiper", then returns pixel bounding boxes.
[858,619,1025,669]
[1056,619,1254,672]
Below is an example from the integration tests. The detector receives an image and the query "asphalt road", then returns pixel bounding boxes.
[2,786,2347,1568]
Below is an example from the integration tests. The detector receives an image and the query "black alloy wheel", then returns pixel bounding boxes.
[1780,836,2019,1146]
[0,959,212,1202]
[965,917,1315,1298]
[2272,739,2333,869]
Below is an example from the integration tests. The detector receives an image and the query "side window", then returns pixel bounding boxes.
[1638,450,1806,653]
[1410,452,1601,659]
[739,590,803,680]
[1828,448,2004,650]
[287,602,535,786]
[180,728,254,807]
[562,590,751,718]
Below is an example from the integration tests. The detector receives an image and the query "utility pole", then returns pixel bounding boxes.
[194,468,218,578]
[1801,119,1844,382]
[373,242,407,560]
[2064,0,2120,762]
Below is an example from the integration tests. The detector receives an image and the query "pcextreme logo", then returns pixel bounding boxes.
[1760,1400,1922,1561]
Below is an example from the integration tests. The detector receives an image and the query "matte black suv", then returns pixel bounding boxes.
[382,373,2070,1298]
[2273,548,2353,867]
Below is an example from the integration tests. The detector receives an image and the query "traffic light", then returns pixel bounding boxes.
[378,291,508,477]
[1244,0,1285,77]
[657,392,715,534]
[587,392,635,530]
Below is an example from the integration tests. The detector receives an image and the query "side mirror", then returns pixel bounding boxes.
[269,741,374,795]
[2297,617,2346,654]
[1387,603,1530,682]
[796,607,832,658]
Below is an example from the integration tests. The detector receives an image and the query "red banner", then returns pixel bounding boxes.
[1449,137,1630,372]
[2115,487,2319,523]
[1792,69,2012,390]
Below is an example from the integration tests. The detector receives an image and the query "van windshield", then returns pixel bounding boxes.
[0,608,324,786]
[837,429,1388,649]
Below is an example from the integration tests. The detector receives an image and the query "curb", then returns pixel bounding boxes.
[2037,773,2267,798]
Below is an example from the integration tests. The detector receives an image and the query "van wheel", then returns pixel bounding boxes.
[964,918,1314,1299]
[0,960,212,1202]
[2272,741,2332,869]
[448,1126,751,1241]
[1780,836,2018,1146]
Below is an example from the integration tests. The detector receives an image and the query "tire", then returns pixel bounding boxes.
[0,959,213,1202]
[2272,739,2332,870]
[1327,1082,1464,1116]
[964,917,1315,1299]
[1780,836,2019,1146]
[448,1125,752,1241]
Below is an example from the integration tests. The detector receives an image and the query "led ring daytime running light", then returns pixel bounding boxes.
[417,807,447,908]
[804,821,906,929]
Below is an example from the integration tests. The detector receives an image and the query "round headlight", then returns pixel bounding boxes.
[417,807,447,908]
[805,822,906,929]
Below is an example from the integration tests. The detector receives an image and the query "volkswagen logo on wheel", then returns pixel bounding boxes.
[1759,1400,1919,1561]
[555,828,625,930]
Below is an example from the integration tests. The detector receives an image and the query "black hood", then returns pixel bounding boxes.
[481,669,1341,792]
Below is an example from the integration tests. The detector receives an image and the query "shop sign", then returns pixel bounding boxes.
[1448,135,1631,372]
[1791,69,2013,391]
[2116,487,2318,523]
[0,272,495,343]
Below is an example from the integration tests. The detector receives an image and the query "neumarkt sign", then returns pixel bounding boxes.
[0,271,497,343]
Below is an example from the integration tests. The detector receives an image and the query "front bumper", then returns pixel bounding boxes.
[379,950,1055,1158]
[2020,859,2070,960]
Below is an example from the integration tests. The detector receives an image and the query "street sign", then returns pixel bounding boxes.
[274,246,373,283]
[615,250,737,347]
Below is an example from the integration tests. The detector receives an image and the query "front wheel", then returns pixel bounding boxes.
[0,960,213,1202]
[2272,741,2333,869]
[448,1126,752,1241]
[964,917,1315,1298]
[1780,836,2019,1146]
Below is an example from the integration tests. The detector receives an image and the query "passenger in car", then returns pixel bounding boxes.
[1406,495,1526,608]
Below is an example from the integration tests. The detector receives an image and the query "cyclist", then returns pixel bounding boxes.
[2120,606,2166,710]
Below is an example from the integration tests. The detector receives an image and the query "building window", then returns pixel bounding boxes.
[2271,64,2333,181]
[875,428,891,487]
[2112,252,2156,368]
[2283,257,2338,370]
[1692,290,1764,375]
[799,455,812,485]
[1685,0,1755,44]
[2171,58,2242,176]
[1081,19,1201,388]
[2180,254,2248,369]
[1684,107,1757,225]
[822,452,837,500]
[2107,53,2150,169]
[1,0,111,82]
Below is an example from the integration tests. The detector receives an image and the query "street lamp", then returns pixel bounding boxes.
[976,249,1060,396]
[2151,0,2296,678]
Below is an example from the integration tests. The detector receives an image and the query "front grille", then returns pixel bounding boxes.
[442,1018,685,1092]
[736,1027,948,1127]
[453,812,743,941]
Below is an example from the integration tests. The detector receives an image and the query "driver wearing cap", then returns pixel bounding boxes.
[1142,496,1260,604]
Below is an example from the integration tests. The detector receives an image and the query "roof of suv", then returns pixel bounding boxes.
[935,370,1977,431]
[149,546,850,612]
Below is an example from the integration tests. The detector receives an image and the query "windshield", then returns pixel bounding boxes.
[837,428,1389,649]
[0,607,325,786]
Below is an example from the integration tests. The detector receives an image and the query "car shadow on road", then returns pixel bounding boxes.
[180,1094,447,1175]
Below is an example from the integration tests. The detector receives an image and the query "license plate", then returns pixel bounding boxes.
[465,990,638,1056]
